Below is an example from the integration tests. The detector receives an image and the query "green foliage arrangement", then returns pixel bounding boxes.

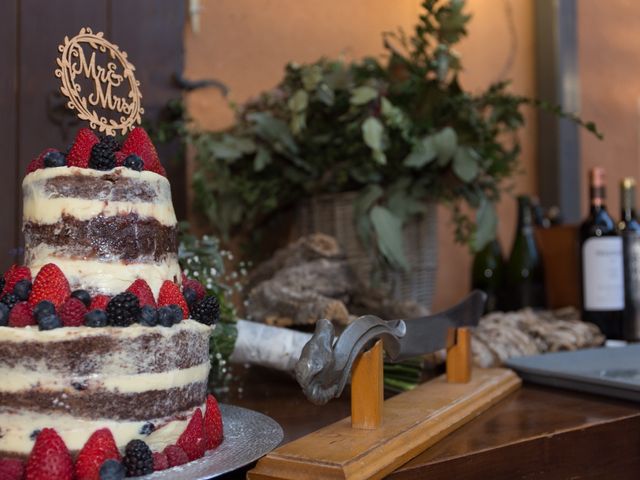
[191,0,599,270]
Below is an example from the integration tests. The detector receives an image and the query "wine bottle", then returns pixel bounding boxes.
[471,238,505,314]
[579,167,625,339]
[619,178,640,341]
[503,195,546,310]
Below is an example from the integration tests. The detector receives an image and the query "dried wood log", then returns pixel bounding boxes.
[248,233,343,289]
[471,307,606,368]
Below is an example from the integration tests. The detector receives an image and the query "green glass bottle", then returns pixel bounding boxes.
[503,195,546,310]
[471,238,505,314]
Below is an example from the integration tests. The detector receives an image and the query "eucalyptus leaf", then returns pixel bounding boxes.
[473,199,497,252]
[354,185,385,249]
[253,147,271,172]
[301,65,323,91]
[452,146,480,182]
[370,206,409,270]
[316,84,335,106]
[362,117,385,152]
[247,112,298,155]
[404,136,437,168]
[288,89,308,113]
[351,86,379,105]
[433,127,457,165]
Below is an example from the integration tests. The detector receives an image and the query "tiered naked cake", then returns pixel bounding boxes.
[0,127,222,479]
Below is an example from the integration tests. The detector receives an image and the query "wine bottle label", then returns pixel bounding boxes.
[582,237,625,311]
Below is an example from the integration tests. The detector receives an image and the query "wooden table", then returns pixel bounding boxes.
[219,365,640,479]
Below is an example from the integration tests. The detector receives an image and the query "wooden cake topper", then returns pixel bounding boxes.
[55,27,143,136]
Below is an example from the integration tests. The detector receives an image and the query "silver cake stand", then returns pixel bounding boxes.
[133,404,283,479]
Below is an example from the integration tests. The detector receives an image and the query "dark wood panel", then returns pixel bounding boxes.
[110,0,187,219]
[17,0,109,252]
[0,0,19,270]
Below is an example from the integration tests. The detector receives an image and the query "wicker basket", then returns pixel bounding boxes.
[293,192,438,309]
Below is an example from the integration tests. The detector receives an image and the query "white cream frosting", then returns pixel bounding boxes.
[26,252,181,297]
[22,167,177,227]
[0,404,203,455]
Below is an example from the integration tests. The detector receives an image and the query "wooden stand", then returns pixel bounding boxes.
[249,329,521,480]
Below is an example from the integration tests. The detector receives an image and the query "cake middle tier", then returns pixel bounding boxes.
[22,166,180,296]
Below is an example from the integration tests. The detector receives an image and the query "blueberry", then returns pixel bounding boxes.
[139,422,155,435]
[138,305,158,327]
[43,150,67,168]
[13,279,32,301]
[34,300,56,321]
[0,303,9,326]
[38,314,62,331]
[30,429,41,440]
[158,305,182,327]
[99,459,126,480]
[123,154,143,171]
[183,287,197,307]
[84,309,108,328]
[71,289,91,308]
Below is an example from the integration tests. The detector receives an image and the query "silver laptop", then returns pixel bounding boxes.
[505,344,640,402]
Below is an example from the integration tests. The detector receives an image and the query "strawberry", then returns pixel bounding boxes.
[126,279,156,308]
[75,428,120,480]
[157,281,188,319]
[8,302,35,328]
[177,408,205,461]
[120,127,166,176]
[183,278,206,302]
[59,297,87,327]
[28,264,70,308]
[26,148,57,175]
[26,428,73,480]
[0,457,24,480]
[4,265,32,294]
[89,295,111,311]
[163,445,189,468]
[67,128,99,168]
[203,394,224,450]
[152,452,169,471]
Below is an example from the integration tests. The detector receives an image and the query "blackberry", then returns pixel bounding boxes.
[13,279,32,301]
[106,292,140,327]
[139,422,155,435]
[71,289,91,308]
[1,293,18,310]
[122,439,153,477]
[43,150,67,168]
[85,309,108,328]
[191,296,220,326]
[158,305,182,327]
[0,277,5,292]
[34,300,56,321]
[89,136,119,171]
[99,459,125,480]
[38,314,62,331]
[138,305,158,327]
[0,303,9,326]
[183,287,198,307]
[123,154,143,171]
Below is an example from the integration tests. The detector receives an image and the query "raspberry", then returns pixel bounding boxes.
[8,302,35,328]
[67,128,99,168]
[163,445,189,467]
[152,452,169,471]
[0,457,24,480]
[157,281,188,320]
[4,264,32,295]
[183,278,206,301]
[59,297,87,327]
[90,295,111,311]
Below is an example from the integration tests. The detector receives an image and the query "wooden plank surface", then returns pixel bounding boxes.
[248,368,521,480]
[0,0,19,270]
[351,340,383,429]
